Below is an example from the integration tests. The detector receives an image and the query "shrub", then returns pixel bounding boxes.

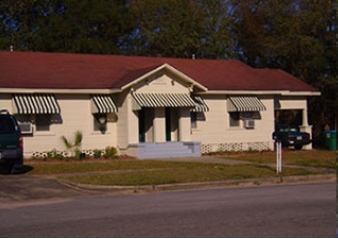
[104,146,118,158]
[93,149,102,158]
[47,149,64,160]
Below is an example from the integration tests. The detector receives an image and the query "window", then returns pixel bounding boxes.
[241,111,261,120]
[191,112,197,129]
[0,117,16,134]
[191,112,206,129]
[229,112,240,127]
[94,114,107,132]
[36,115,51,132]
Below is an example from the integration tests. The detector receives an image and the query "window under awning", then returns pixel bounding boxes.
[91,94,118,114]
[13,94,60,114]
[131,92,209,112]
[227,96,266,112]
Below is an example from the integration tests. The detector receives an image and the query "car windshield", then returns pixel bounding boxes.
[0,117,16,134]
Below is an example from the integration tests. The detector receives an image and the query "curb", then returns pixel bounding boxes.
[59,173,336,193]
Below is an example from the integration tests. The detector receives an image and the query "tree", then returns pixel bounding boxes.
[197,0,236,59]
[0,0,134,54]
[126,0,204,57]
[231,0,337,139]
[125,0,235,59]
[0,0,57,50]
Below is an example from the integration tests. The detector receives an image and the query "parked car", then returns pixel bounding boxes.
[0,110,23,173]
[273,125,311,150]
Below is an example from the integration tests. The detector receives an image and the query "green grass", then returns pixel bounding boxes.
[22,149,334,186]
[59,164,315,186]
[26,160,198,175]
[218,149,336,169]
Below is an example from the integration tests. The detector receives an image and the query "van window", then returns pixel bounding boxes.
[0,117,15,134]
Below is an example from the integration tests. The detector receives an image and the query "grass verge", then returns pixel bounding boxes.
[217,149,336,169]
[58,164,317,186]
[26,160,206,175]
[22,149,334,186]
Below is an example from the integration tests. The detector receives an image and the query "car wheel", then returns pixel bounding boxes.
[294,145,302,150]
[3,161,15,174]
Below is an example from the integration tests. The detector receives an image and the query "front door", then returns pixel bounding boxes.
[165,107,171,141]
[139,108,145,143]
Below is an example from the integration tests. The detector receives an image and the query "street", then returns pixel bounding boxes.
[0,183,335,237]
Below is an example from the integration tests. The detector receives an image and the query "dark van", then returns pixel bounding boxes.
[0,110,23,173]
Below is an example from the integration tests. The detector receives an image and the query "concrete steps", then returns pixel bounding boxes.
[130,141,201,159]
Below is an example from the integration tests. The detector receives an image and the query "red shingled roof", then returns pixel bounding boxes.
[0,51,317,92]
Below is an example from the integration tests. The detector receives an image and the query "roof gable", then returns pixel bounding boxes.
[119,63,208,91]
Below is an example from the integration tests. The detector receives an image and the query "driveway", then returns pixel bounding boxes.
[0,175,102,208]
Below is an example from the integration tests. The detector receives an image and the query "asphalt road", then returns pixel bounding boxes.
[0,182,335,237]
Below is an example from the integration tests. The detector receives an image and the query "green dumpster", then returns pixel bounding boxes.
[325,130,337,151]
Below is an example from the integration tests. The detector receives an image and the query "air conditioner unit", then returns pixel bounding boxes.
[19,122,33,134]
[244,119,255,129]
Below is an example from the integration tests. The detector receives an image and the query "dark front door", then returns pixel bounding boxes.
[165,107,171,141]
[139,108,145,143]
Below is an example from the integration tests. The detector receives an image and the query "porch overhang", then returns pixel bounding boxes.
[131,92,209,112]
[131,92,196,110]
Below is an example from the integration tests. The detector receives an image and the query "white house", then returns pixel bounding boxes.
[0,51,320,159]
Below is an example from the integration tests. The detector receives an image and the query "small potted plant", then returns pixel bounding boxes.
[93,149,101,159]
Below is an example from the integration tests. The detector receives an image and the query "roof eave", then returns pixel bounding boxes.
[0,88,122,94]
[280,91,321,96]
[197,90,321,96]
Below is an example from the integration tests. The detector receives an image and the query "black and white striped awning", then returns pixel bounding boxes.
[132,92,196,110]
[91,95,118,114]
[13,94,60,114]
[227,96,266,112]
[192,96,209,112]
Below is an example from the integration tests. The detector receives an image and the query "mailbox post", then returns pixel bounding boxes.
[272,132,282,174]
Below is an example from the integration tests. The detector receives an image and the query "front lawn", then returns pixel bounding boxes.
[59,164,315,186]
[21,149,334,186]
[217,149,336,169]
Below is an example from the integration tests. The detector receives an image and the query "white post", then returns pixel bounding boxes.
[153,108,166,143]
[302,108,308,126]
[276,141,282,173]
[178,108,191,141]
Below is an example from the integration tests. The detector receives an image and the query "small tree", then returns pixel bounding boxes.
[61,131,83,158]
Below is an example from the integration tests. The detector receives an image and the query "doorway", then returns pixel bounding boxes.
[165,108,171,141]
[139,108,145,143]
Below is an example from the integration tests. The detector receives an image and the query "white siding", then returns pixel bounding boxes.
[191,95,275,152]
[1,94,118,157]
[0,94,13,112]
[116,91,131,149]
